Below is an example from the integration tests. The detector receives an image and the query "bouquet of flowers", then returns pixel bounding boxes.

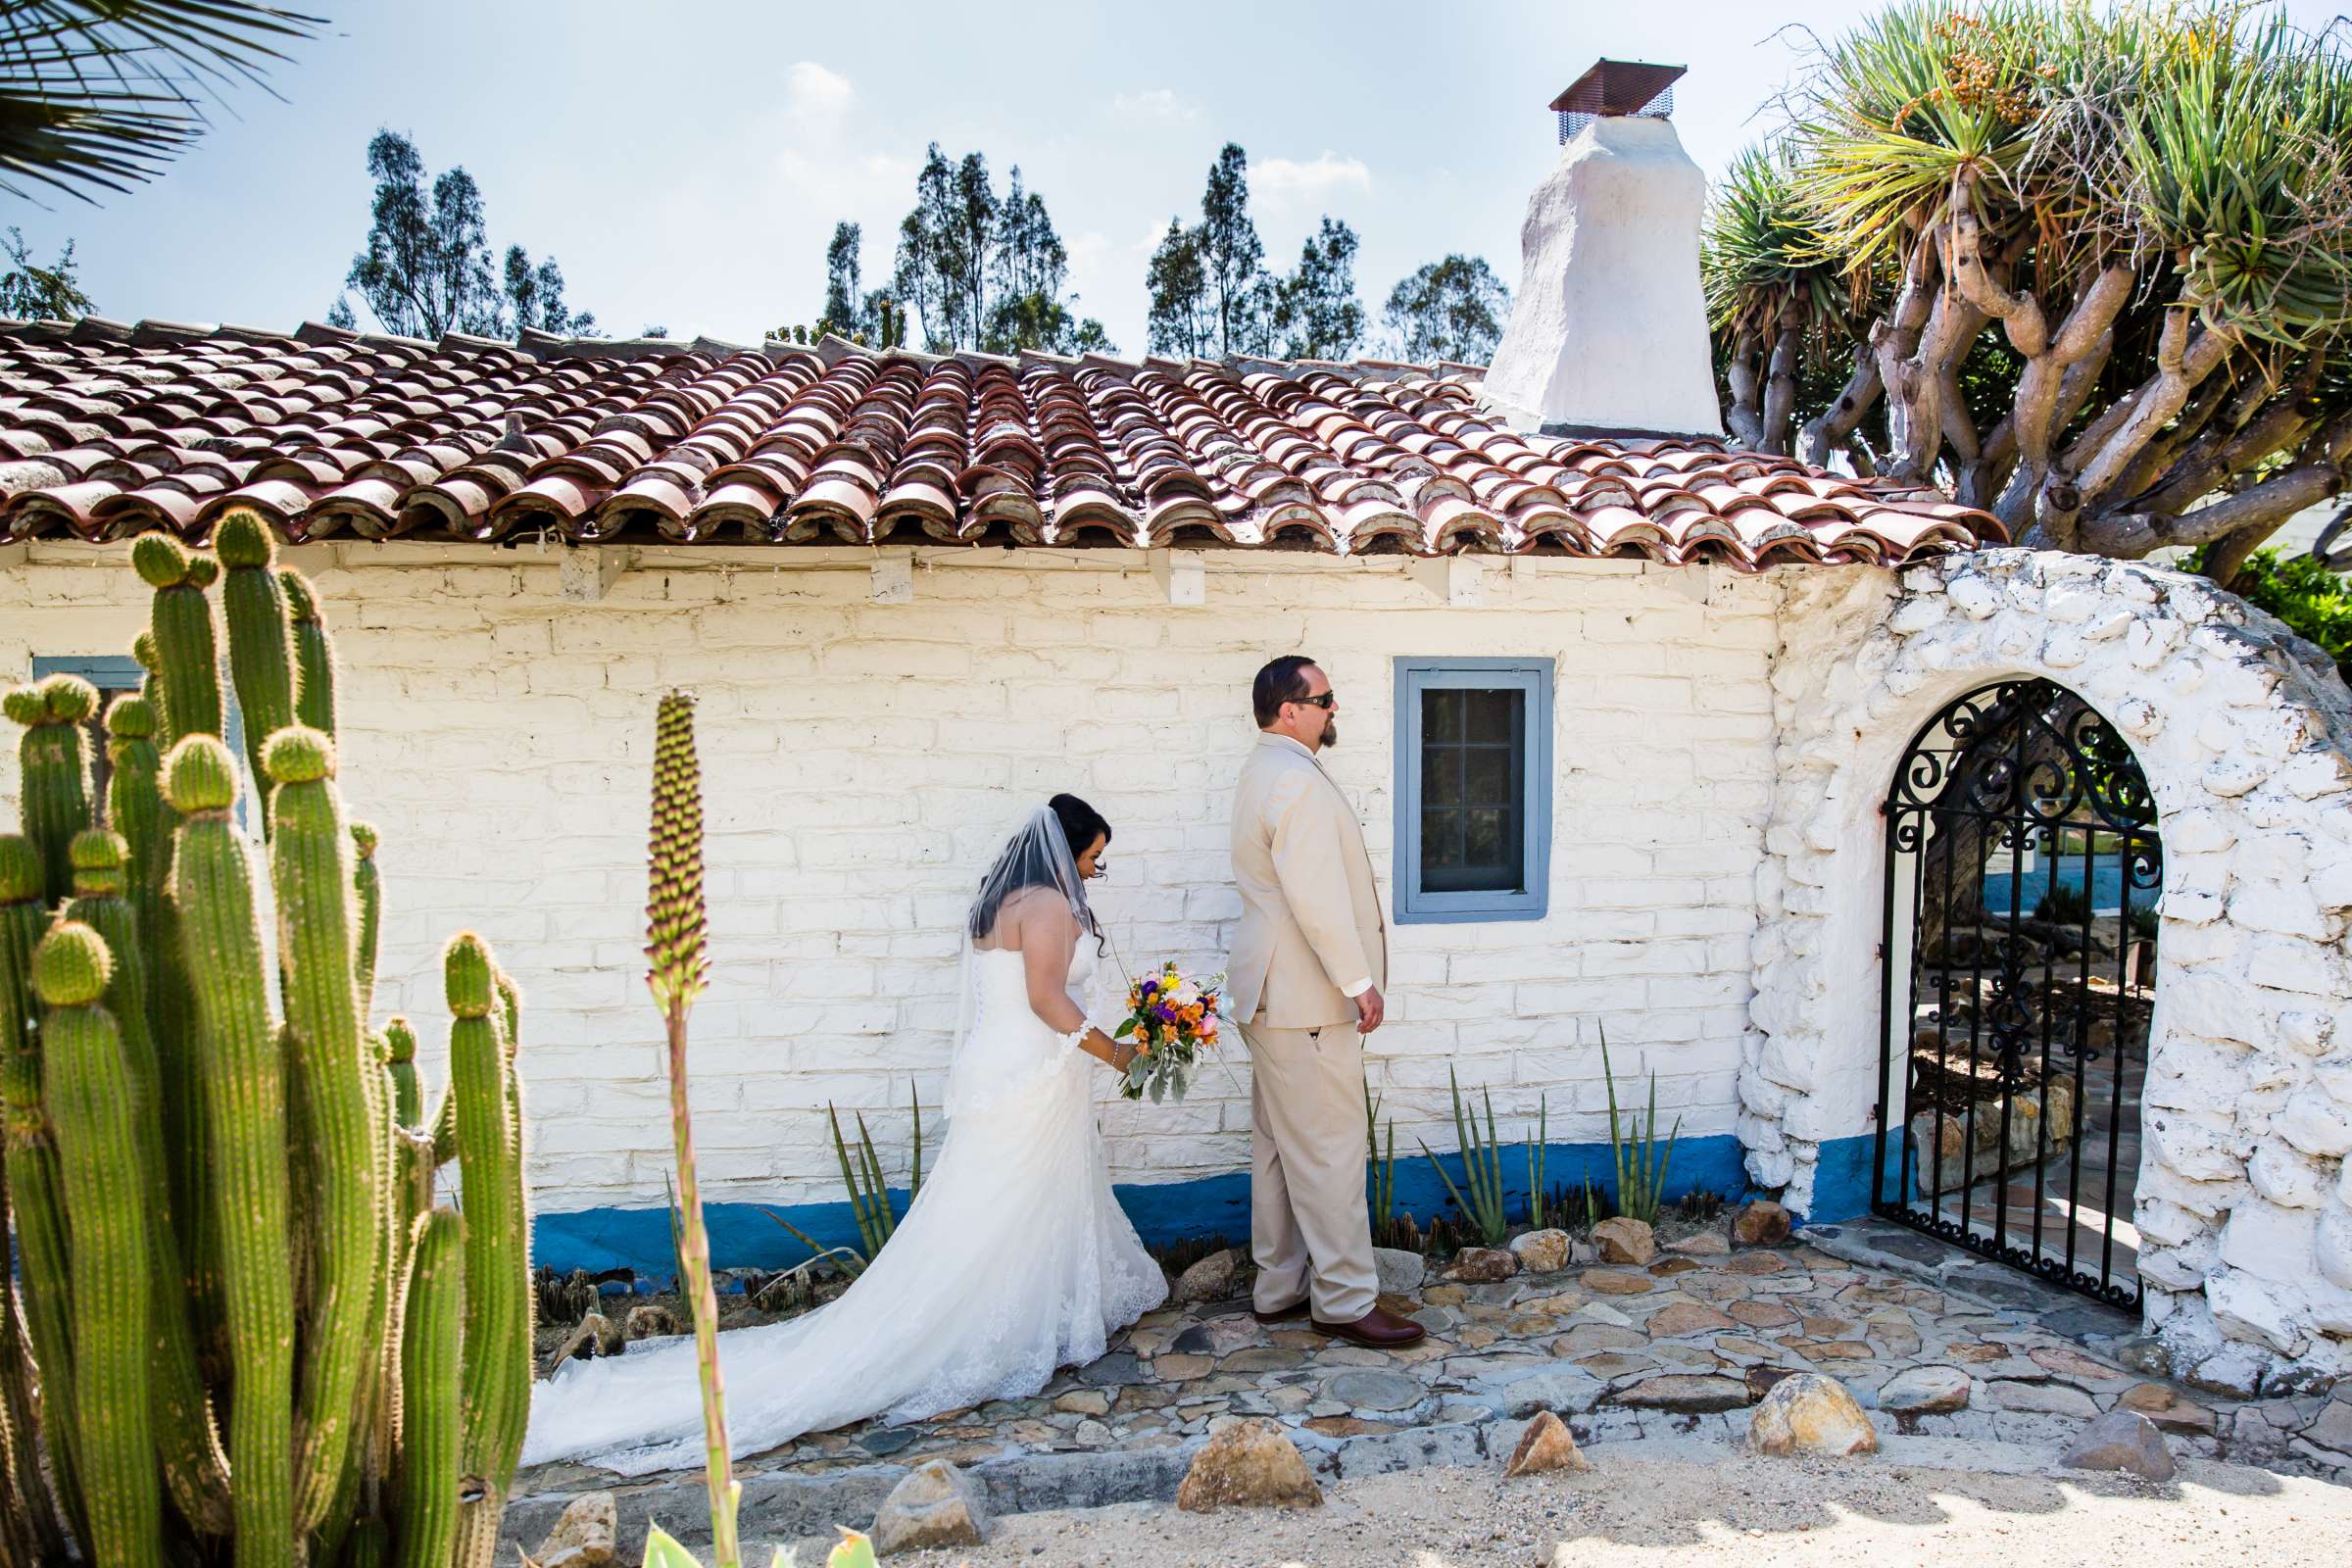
[1114,961,1224,1102]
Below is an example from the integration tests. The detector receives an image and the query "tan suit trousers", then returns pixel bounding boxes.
[1244,1013,1377,1321]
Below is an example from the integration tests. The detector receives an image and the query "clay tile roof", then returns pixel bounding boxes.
[0,318,2003,566]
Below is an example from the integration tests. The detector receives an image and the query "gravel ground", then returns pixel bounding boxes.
[765,1439,2352,1568]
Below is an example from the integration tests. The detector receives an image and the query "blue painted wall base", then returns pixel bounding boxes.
[533,1132,1774,1285]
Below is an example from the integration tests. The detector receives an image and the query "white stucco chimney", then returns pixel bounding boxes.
[1481,61,1724,439]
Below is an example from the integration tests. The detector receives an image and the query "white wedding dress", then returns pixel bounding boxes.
[521,938,1167,1475]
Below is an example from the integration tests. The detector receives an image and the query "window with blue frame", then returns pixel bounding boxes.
[1393,659,1553,923]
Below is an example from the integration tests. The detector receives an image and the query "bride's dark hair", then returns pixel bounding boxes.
[968,793,1113,949]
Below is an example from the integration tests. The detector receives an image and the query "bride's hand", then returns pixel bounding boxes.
[1073,1025,1132,1072]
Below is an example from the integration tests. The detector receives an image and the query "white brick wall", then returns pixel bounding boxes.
[0,541,1784,1213]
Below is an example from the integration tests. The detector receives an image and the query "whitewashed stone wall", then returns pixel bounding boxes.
[1752,548,2352,1389]
[0,541,1778,1215]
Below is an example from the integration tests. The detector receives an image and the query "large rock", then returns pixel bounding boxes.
[1878,1365,1972,1415]
[1374,1247,1427,1295]
[1175,1419,1323,1512]
[2059,1409,2176,1481]
[1444,1248,1520,1283]
[2118,1382,2217,1436]
[1173,1248,1242,1303]
[544,1312,624,1374]
[1591,1217,1656,1265]
[1747,1373,1879,1457]
[1733,1200,1791,1248]
[1508,1228,1573,1273]
[623,1301,679,1341]
[533,1492,616,1568]
[1501,1370,1608,1418]
[1504,1410,1592,1478]
[872,1459,992,1554]
[1665,1230,1730,1257]
[1605,1374,1750,1413]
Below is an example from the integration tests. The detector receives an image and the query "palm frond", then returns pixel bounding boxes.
[0,1,327,203]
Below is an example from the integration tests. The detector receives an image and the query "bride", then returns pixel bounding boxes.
[523,795,1169,1474]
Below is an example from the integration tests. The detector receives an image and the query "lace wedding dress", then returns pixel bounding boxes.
[521,938,1167,1475]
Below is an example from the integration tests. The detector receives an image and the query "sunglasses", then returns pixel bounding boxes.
[1293,692,1337,710]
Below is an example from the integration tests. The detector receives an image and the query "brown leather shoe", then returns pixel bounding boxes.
[1309,1306,1426,1348]
[1250,1298,1310,1324]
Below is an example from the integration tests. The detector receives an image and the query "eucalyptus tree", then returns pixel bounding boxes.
[1707,2,2352,578]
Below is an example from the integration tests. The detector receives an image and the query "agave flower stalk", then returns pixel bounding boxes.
[647,690,740,1568]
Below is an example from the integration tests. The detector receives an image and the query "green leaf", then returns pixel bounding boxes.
[1113,1018,1136,1038]
[828,1529,881,1568]
[642,1526,706,1568]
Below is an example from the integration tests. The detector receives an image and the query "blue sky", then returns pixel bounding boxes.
[11,0,2348,355]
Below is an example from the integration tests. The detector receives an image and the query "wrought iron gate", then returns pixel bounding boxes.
[1874,679,2157,1310]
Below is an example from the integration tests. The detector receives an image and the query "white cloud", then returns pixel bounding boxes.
[1110,88,1200,123]
[1253,152,1373,213]
[782,61,855,126]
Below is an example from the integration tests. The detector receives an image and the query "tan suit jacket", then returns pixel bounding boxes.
[1228,732,1389,1029]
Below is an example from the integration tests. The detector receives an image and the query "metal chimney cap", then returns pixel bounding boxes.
[1548,60,1687,117]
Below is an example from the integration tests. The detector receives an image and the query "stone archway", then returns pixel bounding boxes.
[1745,547,2352,1389]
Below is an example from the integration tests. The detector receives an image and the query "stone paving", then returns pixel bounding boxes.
[510,1212,2352,1553]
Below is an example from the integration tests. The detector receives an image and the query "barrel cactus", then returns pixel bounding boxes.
[0,510,534,1565]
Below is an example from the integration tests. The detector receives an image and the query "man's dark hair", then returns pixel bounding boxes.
[1253,656,1318,728]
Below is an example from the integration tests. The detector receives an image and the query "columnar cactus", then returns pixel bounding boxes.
[395,1207,466,1568]
[0,835,83,1544]
[7,528,535,1564]
[261,726,384,1530]
[280,566,338,737]
[447,931,531,1568]
[353,819,382,1015]
[64,833,231,1535]
[215,513,297,814]
[104,697,214,1330]
[10,673,96,902]
[32,921,164,1568]
[131,532,221,745]
[166,734,298,1567]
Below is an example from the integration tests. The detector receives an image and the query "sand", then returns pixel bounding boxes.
[766,1439,2352,1567]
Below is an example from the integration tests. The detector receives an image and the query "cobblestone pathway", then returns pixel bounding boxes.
[510,1218,2352,1553]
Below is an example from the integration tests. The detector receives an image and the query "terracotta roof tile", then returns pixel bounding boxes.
[0,318,2004,566]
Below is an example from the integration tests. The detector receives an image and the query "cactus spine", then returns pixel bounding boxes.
[446,932,530,1568]
[0,836,83,1546]
[33,922,166,1568]
[395,1208,466,1568]
[280,565,338,737]
[164,734,296,1568]
[132,533,222,745]
[63,833,232,1535]
[10,674,96,902]
[262,727,382,1530]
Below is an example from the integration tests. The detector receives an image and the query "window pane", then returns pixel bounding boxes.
[1464,746,1511,806]
[1423,746,1463,806]
[1423,687,1464,743]
[1421,807,1462,869]
[1465,808,1509,868]
[1466,688,1521,744]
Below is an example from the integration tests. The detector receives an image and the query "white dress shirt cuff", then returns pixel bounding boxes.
[1340,976,1373,999]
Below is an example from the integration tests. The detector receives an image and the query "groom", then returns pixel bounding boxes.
[1228,656,1425,1349]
